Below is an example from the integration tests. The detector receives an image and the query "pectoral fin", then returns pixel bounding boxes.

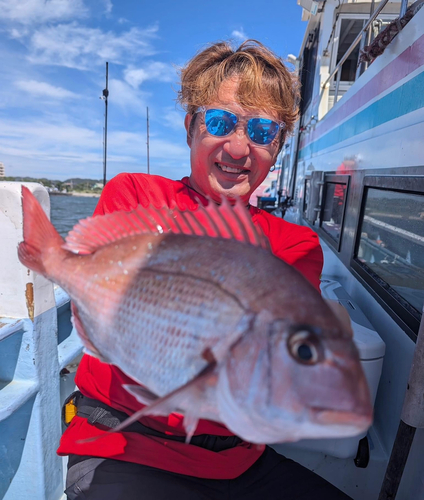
[77,361,217,444]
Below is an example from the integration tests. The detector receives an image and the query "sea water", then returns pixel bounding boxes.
[50,194,99,238]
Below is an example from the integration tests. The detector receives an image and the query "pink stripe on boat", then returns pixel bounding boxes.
[301,33,424,149]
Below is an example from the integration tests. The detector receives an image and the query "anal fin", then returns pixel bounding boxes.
[123,385,160,408]
[183,413,199,444]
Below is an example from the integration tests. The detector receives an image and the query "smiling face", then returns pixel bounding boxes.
[185,78,281,204]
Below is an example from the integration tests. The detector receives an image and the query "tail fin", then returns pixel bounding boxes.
[18,186,65,276]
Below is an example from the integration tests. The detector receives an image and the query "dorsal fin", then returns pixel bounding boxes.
[63,197,270,255]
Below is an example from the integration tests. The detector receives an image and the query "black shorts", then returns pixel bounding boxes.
[65,446,352,500]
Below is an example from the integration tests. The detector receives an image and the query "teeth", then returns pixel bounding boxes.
[217,163,245,173]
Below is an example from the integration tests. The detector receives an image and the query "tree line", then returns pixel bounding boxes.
[3,176,103,193]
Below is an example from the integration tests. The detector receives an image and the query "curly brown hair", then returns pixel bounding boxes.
[177,40,300,141]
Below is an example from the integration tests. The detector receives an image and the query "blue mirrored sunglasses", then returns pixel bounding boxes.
[196,107,285,146]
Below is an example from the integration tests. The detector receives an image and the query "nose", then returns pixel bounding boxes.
[223,128,251,159]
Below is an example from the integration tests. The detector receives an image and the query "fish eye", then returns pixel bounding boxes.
[287,330,321,365]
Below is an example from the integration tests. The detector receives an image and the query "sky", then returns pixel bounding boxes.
[0,0,306,181]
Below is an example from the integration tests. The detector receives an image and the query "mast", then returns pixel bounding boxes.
[102,62,109,187]
[146,106,150,175]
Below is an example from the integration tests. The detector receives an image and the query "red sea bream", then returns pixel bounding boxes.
[18,186,372,443]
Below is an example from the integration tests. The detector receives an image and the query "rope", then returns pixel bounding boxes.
[359,0,424,64]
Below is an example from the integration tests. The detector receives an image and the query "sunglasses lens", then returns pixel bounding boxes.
[202,108,281,145]
[204,109,237,137]
[247,118,280,145]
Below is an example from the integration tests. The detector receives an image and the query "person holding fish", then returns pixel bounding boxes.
[19,40,370,499]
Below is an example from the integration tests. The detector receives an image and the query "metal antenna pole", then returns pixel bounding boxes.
[146,106,150,175]
[102,62,109,187]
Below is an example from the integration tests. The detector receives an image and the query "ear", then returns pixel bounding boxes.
[184,114,193,148]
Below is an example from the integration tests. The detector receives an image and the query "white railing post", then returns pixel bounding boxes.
[399,0,409,17]
[0,182,55,319]
[0,182,64,500]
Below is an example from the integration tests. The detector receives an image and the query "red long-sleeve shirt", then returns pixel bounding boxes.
[57,172,323,479]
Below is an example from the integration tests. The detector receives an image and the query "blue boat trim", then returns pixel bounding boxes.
[299,69,424,159]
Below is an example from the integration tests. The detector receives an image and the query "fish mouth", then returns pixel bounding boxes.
[312,407,373,429]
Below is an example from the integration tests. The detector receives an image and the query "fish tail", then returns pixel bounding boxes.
[18,186,66,276]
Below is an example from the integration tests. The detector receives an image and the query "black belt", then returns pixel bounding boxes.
[63,391,243,452]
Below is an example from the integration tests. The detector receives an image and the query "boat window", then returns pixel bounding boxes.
[300,28,319,116]
[329,14,398,108]
[304,171,324,225]
[335,18,364,83]
[278,152,290,201]
[352,177,424,339]
[303,177,311,219]
[319,175,350,250]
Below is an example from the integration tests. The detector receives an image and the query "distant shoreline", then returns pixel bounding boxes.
[49,191,101,197]
[70,192,101,198]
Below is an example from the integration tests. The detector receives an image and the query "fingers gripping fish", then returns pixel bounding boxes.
[18,186,373,444]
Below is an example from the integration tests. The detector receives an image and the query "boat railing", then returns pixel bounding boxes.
[0,181,82,500]
[319,0,409,111]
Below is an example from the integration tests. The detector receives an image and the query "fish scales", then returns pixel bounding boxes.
[57,233,254,395]
[147,235,298,310]
[109,271,250,395]
[148,234,336,331]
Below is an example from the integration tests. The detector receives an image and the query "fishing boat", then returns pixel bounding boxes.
[0,1,423,498]
[271,1,424,499]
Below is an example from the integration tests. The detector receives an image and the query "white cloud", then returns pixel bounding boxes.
[0,119,99,153]
[108,78,147,113]
[231,28,248,41]
[28,23,159,69]
[103,0,113,15]
[163,108,186,131]
[0,2,189,181]
[149,138,188,160]
[107,131,187,160]
[0,117,189,180]
[124,62,176,88]
[9,27,30,39]
[0,0,87,25]
[0,117,103,178]
[15,80,79,99]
